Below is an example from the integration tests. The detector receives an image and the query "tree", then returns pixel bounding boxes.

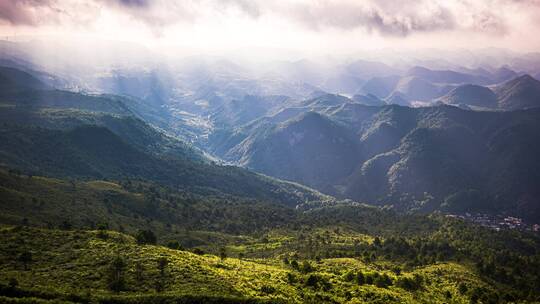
[155,257,168,292]
[166,240,182,250]
[136,229,157,245]
[374,273,392,288]
[8,278,18,289]
[59,220,72,230]
[219,247,227,261]
[356,272,365,285]
[286,272,296,284]
[107,256,126,292]
[301,260,313,273]
[18,251,32,271]
[458,282,468,295]
[135,261,144,282]
[158,257,168,272]
[305,274,319,287]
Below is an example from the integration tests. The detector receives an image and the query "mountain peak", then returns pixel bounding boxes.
[496,74,540,110]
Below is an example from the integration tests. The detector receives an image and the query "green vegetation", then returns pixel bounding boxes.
[1,170,540,303]
[0,226,521,304]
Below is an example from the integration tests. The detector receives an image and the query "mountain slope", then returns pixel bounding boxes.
[495,74,540,110]
[0,124,326,206]
[359,75,400,98]
[438,84,497,108]
[213,103,540,220]
[226,112,360,190]
[392,76,445,101]
[407,66,490,85]
[0,66,50,92]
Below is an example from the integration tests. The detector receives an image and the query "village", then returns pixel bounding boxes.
[447,213,540,233]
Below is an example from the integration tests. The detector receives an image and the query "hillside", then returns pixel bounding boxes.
[211,103,540,220]
[0,124,326,206]
[0,226,492,304]
[438,84,497,108]
[495,74,540,110]
[1,204,539,303]
[406,66,490,85]
[227,112,360,190]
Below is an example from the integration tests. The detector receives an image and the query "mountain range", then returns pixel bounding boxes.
[1,51,540,221]
[208,93,540,220]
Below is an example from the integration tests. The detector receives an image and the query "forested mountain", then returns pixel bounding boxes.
[0,66,328,207]
[438,84,497,108]
[211,100,540,220]
[495,74,540,110]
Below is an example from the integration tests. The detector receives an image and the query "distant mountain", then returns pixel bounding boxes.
[407,66,490,85]
[0,66,50,91]
[299,93,353,108]
[352,94,386,106]
[438,84,497,108]
[392,76,444,101]
[385,92,410,106]
[210,95,290,127]
[359,75,400,98]
[490,67,519,83]
[346,60,400,78]
[213,103,540,220]
[495,74,540,110]
[226,112,360,190]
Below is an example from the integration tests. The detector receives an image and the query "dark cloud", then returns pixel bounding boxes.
[283,1,456,36]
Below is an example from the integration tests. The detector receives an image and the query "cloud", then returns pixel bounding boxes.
[112,0,150,7]
[278,1,456,36]
[0,0,537,39]
[0,0,55,25]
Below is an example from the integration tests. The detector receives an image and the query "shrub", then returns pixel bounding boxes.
[107,256,126,292]
[136,229,157,245]
[260,285,275,294]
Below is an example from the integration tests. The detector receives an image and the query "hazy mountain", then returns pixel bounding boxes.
[299,93,353,108]
[438,84,497,108]
[352,94,386,106]
[210,95,290,127]
[407,66,491,85]
[392,76,445,101]
[385,91,410,106]
[346,60,400,78]
[490,67,519,83]
[0,66,50,91]
[359,75,401,98]
[495,74,540,110]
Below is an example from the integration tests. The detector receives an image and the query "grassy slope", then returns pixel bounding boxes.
[0,226,487,304]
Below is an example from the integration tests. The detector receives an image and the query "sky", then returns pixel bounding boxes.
[1,0,540,57]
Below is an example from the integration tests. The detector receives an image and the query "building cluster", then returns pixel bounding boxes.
[446,213,540,233]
